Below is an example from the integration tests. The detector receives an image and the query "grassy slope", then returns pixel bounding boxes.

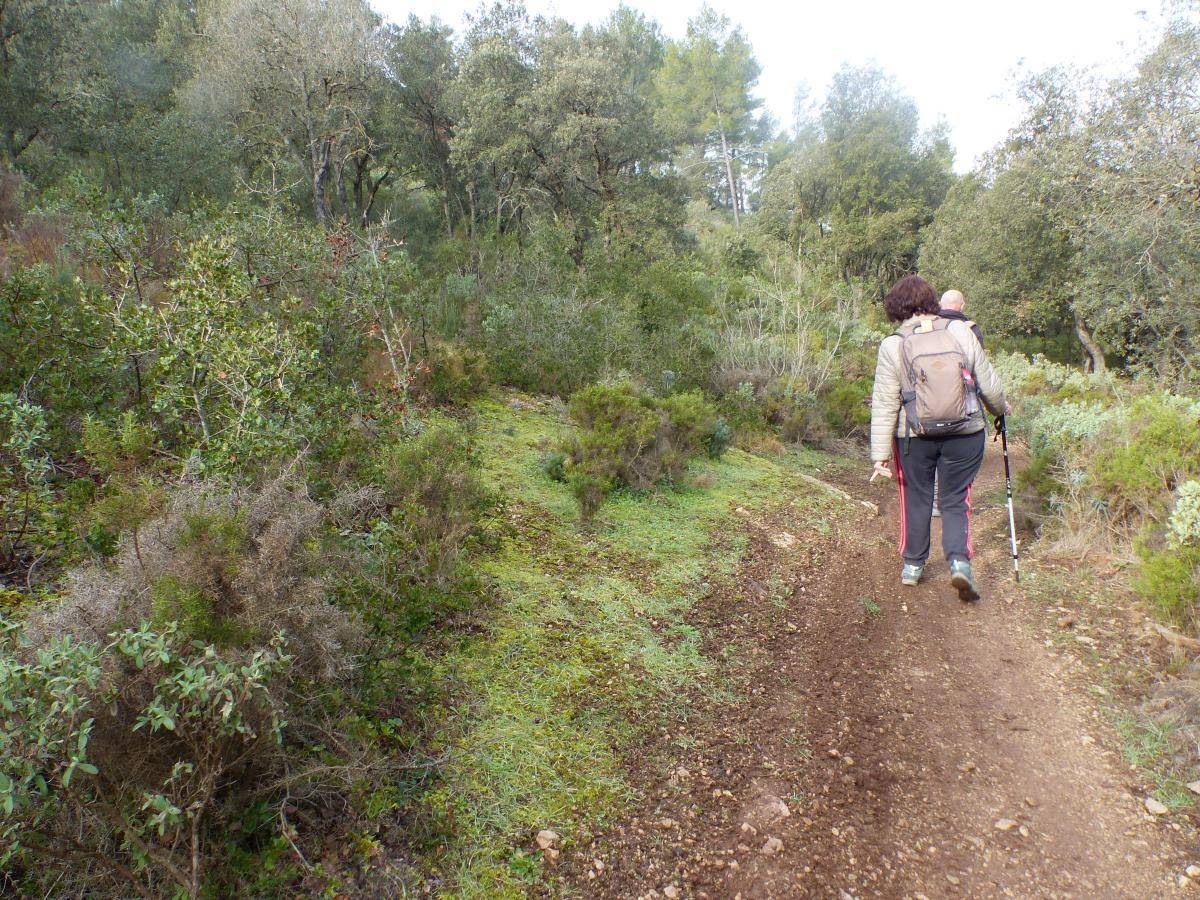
[415,394,838,896]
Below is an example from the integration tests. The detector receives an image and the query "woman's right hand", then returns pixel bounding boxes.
[869,461,893,483]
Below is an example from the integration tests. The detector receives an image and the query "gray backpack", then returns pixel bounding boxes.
[896,317,977,437]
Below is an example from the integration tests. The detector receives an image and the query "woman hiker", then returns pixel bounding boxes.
[868,275,1010,602]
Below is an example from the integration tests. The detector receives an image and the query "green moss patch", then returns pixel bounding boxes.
[413,394,833,896]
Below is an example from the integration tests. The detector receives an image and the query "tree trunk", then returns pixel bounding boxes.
[467,180,476,240]
[795,224,804,284]
[361,168,389,228]
[1072,307,1106,373]
[311,137,332,230]
[352,158,366,220]
[715,104,740,230]
[334,156,349,223]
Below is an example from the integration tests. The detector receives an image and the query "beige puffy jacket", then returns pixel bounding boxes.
[869,314,1008,463]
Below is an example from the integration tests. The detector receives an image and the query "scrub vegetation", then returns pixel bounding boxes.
[2,0,1198,895]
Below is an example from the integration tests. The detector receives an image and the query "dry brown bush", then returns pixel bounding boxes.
[22,474,362,678]
[5,475,393,897]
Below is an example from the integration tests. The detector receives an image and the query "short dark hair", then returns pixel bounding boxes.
[883,275,940,322]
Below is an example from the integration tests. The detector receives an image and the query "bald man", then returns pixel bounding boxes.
[932,290,986,519]
[939,290,985,346]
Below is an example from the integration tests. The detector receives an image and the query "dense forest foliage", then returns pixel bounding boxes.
[2,0,1199,895]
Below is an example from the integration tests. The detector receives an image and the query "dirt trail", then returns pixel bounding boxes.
[561,443,1194,898]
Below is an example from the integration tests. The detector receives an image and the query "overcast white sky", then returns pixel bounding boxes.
[374,0,1163,172]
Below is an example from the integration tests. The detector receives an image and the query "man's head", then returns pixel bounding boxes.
[940,289,965,312]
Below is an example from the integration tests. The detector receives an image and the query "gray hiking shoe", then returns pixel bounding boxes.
[950,559,980,602]
[901,563,923,586]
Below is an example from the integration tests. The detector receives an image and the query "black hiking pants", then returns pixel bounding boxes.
[894,430,986,567]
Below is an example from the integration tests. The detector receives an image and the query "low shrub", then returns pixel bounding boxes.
[1000,353,1200,628]
[21,474,361,679]
[657,390,728,465]
[559,383,725,519]
[1168,480,1200,549]
[480,293,641,395]
[1135,480,1200,626]
[1135,544,1200,627]
[345,419,496,637]
[759,381,831,447]
[1,476,361,895]
[0,619,290,898]
[0,394,53,581]
[1015,447,1063,526]
[81,411,155,476]
[704,417,734,459]
[717,382,770,443]
[821,377,872,437]
[1088,397,1200,521]
[411,343,489,407]
[541,449,567,482]
[1,471,443,895]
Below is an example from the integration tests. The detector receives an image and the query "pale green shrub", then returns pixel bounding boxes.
[1168,480,1200,549]
[1026,401,1121,454]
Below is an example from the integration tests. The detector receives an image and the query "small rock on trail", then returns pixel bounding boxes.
[1145,797,1170,816]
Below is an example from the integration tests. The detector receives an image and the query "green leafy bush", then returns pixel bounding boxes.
[541,449,567,482]
[1015,447,1063,523]
[657,390,728,465]
[1135,480,1200,627]
[704,417,734,459]
[81,410,155,476]
[1135,545,1200,627]
[0,394,53,580]
[1168,480,1200,549]
[0,265,118,442]
[109,236,321,467]
[560,383,724,519]
[0,619,290,897]
[412,343,490,407]
[345,419,496,637]
[821,378,872,436]
[760,381,830,447]
[1088,397,1200,521]
[562,382,658,519]
[717,382,770,443]
[480,293,641,395]
[1000,354,1200,627]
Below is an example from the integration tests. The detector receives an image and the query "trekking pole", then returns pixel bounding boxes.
[994,415,1020,583]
